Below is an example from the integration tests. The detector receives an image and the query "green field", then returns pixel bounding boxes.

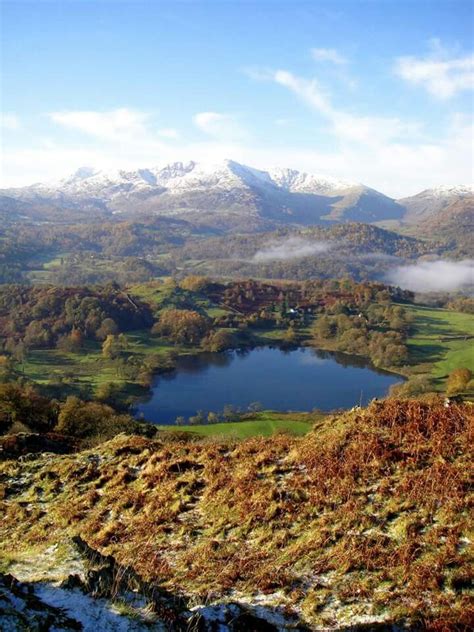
[18,323,290,401]
[21,332,180,396]
[157,412,318,438]
[130,281,229,319]
[404,304,474,385]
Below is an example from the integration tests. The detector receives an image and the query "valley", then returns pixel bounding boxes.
[1,176,472,630]
[2,1,474,629]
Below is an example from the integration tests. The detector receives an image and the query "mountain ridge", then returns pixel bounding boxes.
[398,184,474,224]
[0,159,402,228]
[1,159,471,230]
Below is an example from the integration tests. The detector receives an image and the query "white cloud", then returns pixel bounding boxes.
[385,260,474,293]
[395,45,474,99]
[1,123,472,196]
[193,111,247,141]
[1,113,21,130]
[273,70,333,116]
[49,108,150,140]
[311,47,347,65]
[2,67,472,197]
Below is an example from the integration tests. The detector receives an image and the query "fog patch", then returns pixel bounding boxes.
[253,237,332,262]
[385,259,474,293]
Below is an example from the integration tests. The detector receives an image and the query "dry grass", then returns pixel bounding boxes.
[0,399,472,629]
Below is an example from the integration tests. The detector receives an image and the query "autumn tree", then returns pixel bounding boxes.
[102,333,127,359]
[56,328,84,353]
[96,318,119,340]
[179,275,210,293]
[312,315,335,340]
[202,329,236,352]
[152,309,210,345]
[0,383,56,433]
[55,395,136,441]
[446,368,472,395]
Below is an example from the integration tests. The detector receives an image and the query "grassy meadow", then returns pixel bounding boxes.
[403,304,474,385]
[157,411,320,438]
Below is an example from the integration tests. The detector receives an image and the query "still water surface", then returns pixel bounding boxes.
[135,346,401,424]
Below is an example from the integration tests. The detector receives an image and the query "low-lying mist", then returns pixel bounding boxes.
[252,237,332,262]
[385,259,474,293]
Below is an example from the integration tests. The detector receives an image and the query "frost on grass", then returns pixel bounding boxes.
[0,399,473,630]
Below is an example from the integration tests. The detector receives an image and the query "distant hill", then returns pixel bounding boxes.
[414,195,474,256]
[172,222,437,281]
[398,185,474,224]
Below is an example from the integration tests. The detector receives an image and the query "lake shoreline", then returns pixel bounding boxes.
[134,344,403,425]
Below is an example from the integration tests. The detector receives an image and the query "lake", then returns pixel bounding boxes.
[135,346,402,424]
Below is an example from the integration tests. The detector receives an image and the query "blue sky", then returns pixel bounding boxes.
[1,0,473,195]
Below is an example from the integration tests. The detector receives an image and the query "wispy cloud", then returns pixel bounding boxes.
[395,41,474,99]
[273,70,333,116]
[49,108,150,140]
[385,260,474,292]
[272,69,418,145]
[311,47,347,65]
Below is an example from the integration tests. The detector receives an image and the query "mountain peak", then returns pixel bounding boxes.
[69,166,99,181]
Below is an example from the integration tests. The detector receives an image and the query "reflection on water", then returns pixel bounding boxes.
[135,346,401,425]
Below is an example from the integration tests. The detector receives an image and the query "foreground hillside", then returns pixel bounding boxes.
[0,399,472,630]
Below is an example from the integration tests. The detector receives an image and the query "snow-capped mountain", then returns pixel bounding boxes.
[24,160,357,199]
[0,159,406,228]
[266,167,357,195]
[398,184,474,223]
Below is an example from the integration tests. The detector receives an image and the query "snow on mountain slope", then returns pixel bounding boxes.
[422,184,473,198]
[0,159,405,227]
[4,160,362,200]
[399,184,474,223]
[267,167,357,194]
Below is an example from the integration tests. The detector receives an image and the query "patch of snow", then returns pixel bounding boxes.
[9,542,86,584]
[268,167,359,194]
[402,184,474,201]
[35,584,166,632]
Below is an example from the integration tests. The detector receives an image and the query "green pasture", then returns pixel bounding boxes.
[156,411,319,438]
[403,304,474,384]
